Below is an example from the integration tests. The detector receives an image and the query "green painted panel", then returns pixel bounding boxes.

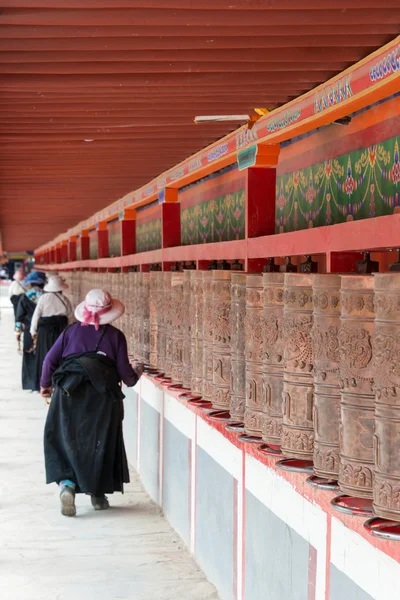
[136,218,162,253]
[181,189,245,245]
[276,135,400,233]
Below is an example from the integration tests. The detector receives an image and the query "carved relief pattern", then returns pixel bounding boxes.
[202,272,214,401]
[230,273,247,421]
[149,272,160,368]
[171,273,184,385]
[163,272,173,377]
[373,274,400,519]
[262,273,285,446]
[212,271,232,409]
[245,275,264,436]
[191,272,204,395]
[339,275,375,499]
[281,274,315,460]
[182,270,192,388]
[311,275,341,477]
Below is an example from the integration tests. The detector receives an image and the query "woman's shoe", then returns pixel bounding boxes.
[91,495,110,510]
[60,486,76,517]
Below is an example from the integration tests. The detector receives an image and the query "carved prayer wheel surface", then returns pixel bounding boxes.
[338,276,375,499]
[230,273,247,421]
[156,272,167,373]
[262,273,285,446]
[182,270,192,389]
[149,272,159,368]
[311,274,341,479]
[373,274,400,520]
[245,274,264,436]
[141,273,150,364]
[163,271,173,377]
[212,271,232,410]
[281,274,314,460]
[202,271,214,402]
[171,272,185,384]
[191,271,204,395]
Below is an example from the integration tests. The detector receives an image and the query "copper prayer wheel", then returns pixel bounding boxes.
[262,273,285,446]
[311,274,341,479]
[191,271,204,396]
[163,271,173,377]
[202,271,214,402]
[212,271,232,410]
[140,273,151,364]
[156,271,167,373]
[281,274,314,460]
[338,276,375,499]
[244,274,264,436]
[171,272,185,385]
[182,270,192,389]
[373,273,400,520]
[149,271,159,368]
[230,273,247,421]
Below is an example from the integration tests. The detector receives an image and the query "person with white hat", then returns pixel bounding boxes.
[30,275,73,392]
[40,288,143,517]
[8,269,26,321]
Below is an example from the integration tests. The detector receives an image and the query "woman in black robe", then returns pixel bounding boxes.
[15,271,46,391]
[41,288,143,517]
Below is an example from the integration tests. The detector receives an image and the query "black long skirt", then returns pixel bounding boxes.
[44,355,129,496]
[35,315,68,391]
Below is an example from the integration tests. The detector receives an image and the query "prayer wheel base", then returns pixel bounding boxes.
[238,434,262,444]
[147,371,164,378]
[306,475,339,491]
[363,518,400,542]
[180,392,202,401]
[331,495,373,517]
[168,384,190,392]
[276,459,313,474]
[208,410,232,422]
[257,444,282,457]
[225,422,245,433]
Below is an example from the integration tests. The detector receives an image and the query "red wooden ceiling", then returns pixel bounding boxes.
[1,1,399,251]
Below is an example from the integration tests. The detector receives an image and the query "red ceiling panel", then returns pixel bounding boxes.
[0,1,399,251]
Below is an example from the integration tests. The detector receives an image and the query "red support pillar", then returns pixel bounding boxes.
[56,244,62,264]
[68,237,77,262]
[61,241,68,263]
[245,144,280,239]
[81,232,90,260]
[50,246,56,264]
[162,188,181,249]
[120,209,136,256]
[97,222,109,259]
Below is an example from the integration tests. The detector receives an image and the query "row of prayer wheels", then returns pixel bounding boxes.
[56,268,400,525]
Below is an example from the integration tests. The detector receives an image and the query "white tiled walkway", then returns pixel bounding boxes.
[0,288,219,600]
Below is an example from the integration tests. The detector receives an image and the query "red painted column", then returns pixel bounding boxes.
[97,223,109,259]
[50,246,56,264]
[162,188,181,249]
[246,168,276,239]
[61,241,68,263]
[55,244,62,264]
[121,209,136,256]
[68,237,77,262]
[81,234,90,260]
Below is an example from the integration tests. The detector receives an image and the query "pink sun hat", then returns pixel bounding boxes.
[75,289,124,330]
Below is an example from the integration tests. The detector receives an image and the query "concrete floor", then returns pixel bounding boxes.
[0,287,219,600]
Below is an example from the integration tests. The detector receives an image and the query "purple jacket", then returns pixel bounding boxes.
[41,322,138,389]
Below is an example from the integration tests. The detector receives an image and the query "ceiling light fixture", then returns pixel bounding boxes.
[194,115,250,124]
